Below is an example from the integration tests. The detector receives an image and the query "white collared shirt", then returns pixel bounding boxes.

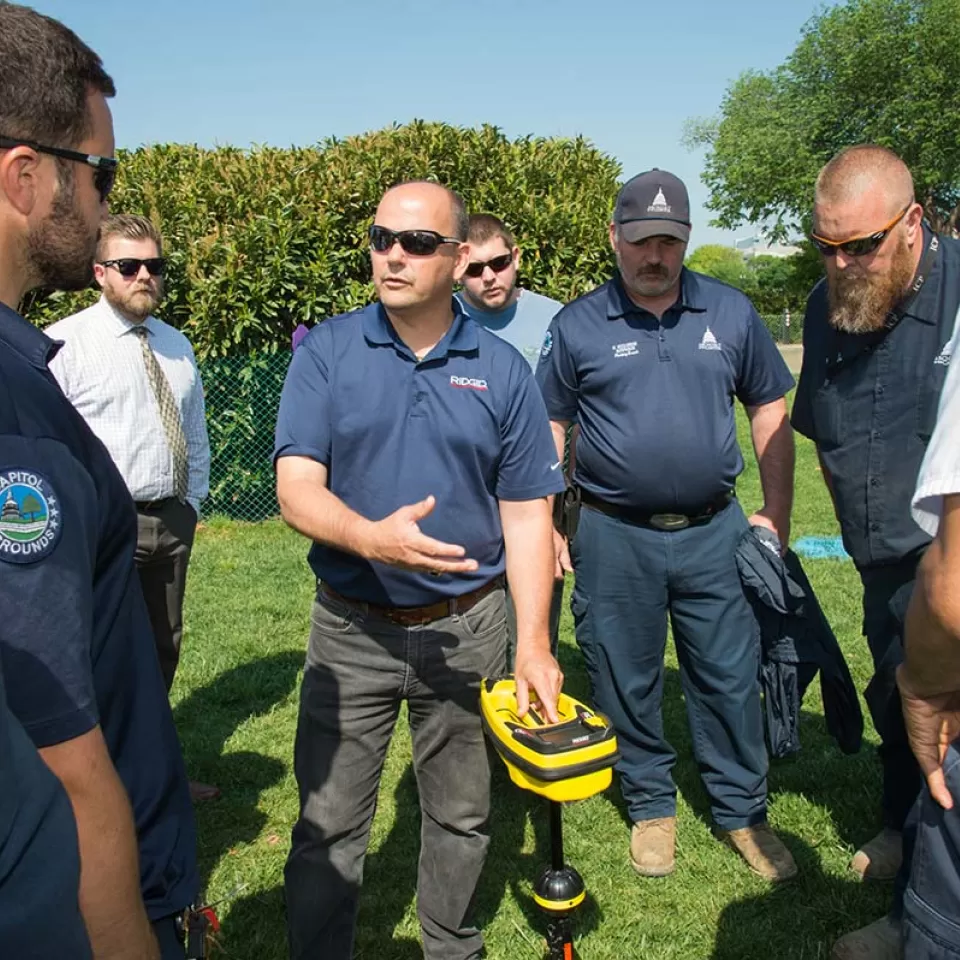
[46,297,210,512]
[913,304,960,537]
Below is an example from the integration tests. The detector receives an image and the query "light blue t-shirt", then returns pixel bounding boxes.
[456,289,563,371]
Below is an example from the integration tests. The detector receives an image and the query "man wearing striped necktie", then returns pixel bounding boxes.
[47,214,216,802]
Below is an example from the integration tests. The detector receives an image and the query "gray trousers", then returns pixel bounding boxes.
[284,585,508,960]
[135,499,197,691]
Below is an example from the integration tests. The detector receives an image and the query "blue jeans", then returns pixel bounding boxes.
[284,586,508,960]
[901,742,960,957]
[570,500,767,829]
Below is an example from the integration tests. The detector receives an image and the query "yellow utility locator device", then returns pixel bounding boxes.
[480,677,619,960]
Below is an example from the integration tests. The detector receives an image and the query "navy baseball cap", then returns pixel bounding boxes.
[614,169,691,244]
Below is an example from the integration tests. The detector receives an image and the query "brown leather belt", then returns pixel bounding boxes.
[579,488,732,531]
[135,497,179,512]
[320,576,503,626]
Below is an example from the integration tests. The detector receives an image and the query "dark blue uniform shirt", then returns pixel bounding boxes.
[275,301,565,607]
[792,230,960,569]
[0,671,91,957]
[0,303,198,921]
[536,270,794,513]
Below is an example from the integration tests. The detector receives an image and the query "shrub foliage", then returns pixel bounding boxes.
[26,121,622,358]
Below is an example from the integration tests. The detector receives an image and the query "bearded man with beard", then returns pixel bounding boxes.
[792,145,960,958]
[537,169,797,882]
[0,6,198,957]
[47,215,215,802]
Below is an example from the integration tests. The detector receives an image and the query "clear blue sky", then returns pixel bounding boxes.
[36,0,831,248]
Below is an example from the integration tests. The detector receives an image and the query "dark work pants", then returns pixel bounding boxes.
[504,576,565,666]
[570,500,767,830]
[860,557,925,830]
[284,587,508,960]
[898,742,960,957]
[153,914,185,959]
[136,499,198,691]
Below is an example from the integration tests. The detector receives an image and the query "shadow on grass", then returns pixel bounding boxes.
[709,830,888,959]
[173,650,303,886]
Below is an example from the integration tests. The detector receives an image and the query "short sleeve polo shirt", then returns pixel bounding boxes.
[0,302,198,921]
[536,269,793,513]
[275,301,564,607]
[792,230,960,568]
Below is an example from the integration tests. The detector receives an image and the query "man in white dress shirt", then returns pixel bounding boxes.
[47,214,216,801]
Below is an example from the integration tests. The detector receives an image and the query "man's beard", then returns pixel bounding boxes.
[827,233,915,334]
[26,167,97,292]
[104,281,163,321]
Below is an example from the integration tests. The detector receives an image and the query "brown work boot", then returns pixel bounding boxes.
[831,915,902,959]
[717,823,798,882]
[630,816,676,877]
[850,828,902,881]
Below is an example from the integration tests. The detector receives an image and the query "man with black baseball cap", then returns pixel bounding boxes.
[537,168,797,881]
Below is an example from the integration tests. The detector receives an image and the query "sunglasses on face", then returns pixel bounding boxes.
[99,257,166,278]
[369,224,461,256]
[0,135,118,203]
[810,204,911,258]
[464,253,514,278]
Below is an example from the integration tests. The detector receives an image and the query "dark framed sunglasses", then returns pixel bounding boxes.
[369,224,461,256]
[0,134,118,203]
[810,204,911,258]
[99,257,166,278]
[464,253,514,278]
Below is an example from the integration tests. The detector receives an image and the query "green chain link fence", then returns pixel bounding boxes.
[199,311,800,523]
[199,351,291,522]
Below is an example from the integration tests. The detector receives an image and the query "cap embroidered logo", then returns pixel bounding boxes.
[0,470,62,563]
[647,188,672,214]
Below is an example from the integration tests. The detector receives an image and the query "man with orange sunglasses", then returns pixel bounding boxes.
[792,144,960,959]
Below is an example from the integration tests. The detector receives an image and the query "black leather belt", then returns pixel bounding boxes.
[135,497,178,511]
[579,489,732,531]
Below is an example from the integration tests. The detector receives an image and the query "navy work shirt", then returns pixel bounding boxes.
[275,301,565,607]
[536,270,794,513]
[792,230,960,569]
[0,303,198,920]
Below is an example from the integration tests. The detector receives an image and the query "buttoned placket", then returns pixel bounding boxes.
[865,340,891,561]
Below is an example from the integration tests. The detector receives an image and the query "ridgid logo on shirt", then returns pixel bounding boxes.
[450,375,489,391]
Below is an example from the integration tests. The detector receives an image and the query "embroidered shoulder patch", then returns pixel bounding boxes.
[540,330,554,359]
[0,470,62,563]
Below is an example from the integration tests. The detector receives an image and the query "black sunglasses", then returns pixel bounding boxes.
[99,257,166,278]
[0,134,118,203]
[464,253,514,278]
[369,225,461,256]
[810,205,911,258]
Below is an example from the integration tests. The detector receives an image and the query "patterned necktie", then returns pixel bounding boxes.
[131,324,189,501]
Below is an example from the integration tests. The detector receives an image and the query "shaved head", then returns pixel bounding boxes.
[381,181,469,241]
[815,144,915,216]
[813,145,926,335]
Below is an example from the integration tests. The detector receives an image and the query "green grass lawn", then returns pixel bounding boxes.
[176,408,890,959]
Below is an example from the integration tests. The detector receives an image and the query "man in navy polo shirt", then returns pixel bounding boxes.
[791,146,960,959]
[537,169,797,882]
[275,181,564,960]
[0,5,198,958]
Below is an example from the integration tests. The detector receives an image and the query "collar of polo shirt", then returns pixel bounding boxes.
[363,299,480,359]
[2,302,62,369]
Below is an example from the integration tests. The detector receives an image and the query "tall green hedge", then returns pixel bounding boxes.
[26,122,622,357]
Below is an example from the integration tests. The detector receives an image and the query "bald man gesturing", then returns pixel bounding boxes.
[792,146,960,957]
[275,181,564,960]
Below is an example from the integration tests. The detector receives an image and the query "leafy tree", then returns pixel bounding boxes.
[19,493,43,521]
[685,244,755,290]
[684,0,960,237]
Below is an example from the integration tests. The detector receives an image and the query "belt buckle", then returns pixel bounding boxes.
[649,513,689,532]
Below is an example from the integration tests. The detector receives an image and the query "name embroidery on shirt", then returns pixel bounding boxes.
[450,376,489,391]
[0,470,62,564]
[698,327,722,351]
[612,341,639,358]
